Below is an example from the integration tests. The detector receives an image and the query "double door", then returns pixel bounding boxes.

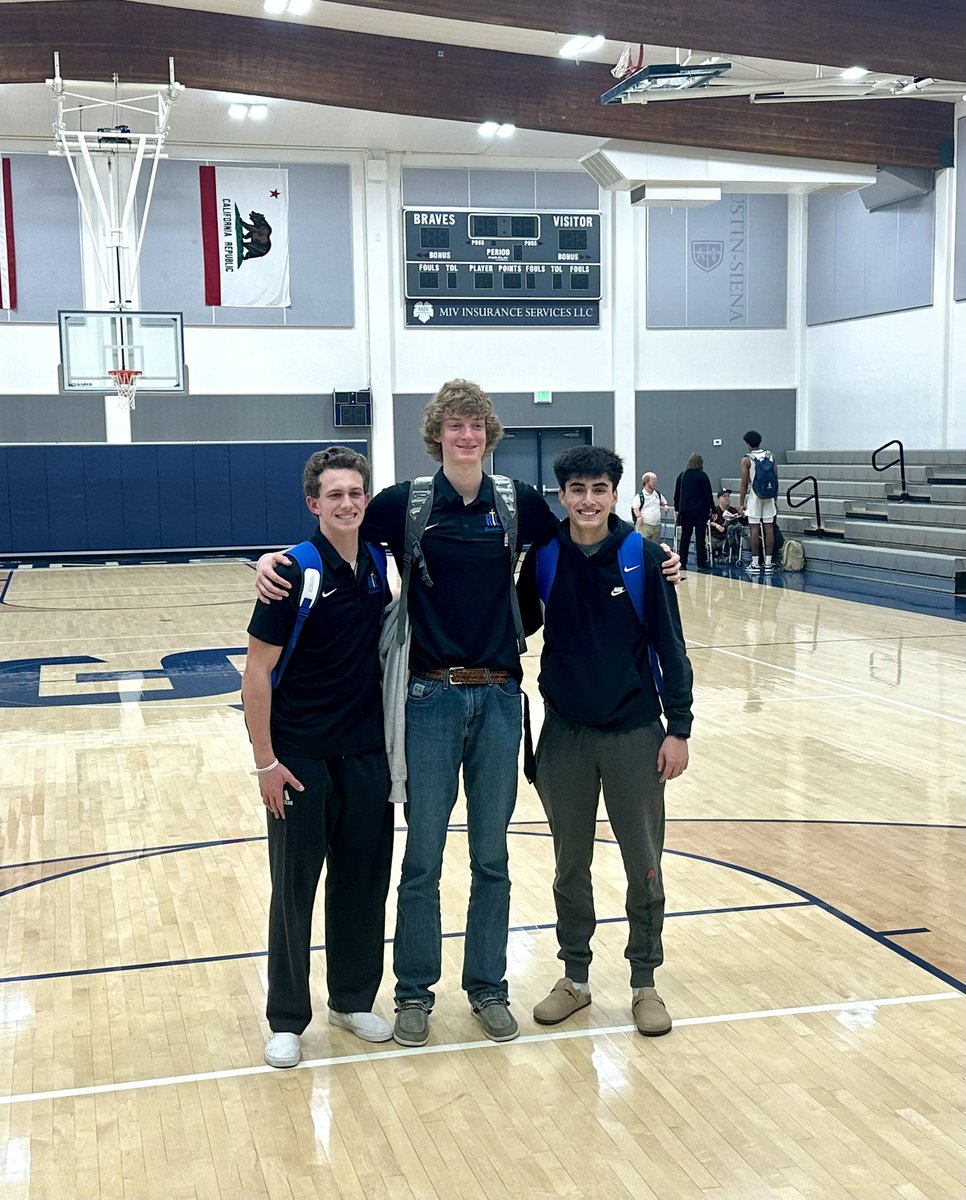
[492,426,592,518]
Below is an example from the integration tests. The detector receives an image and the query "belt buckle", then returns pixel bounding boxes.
[446,666,466,685]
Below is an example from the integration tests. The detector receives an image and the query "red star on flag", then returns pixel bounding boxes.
[270,189,280,198]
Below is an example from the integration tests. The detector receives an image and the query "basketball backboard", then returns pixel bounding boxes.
[58,310,186,392]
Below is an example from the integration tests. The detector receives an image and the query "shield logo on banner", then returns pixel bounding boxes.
[691,240,724,272]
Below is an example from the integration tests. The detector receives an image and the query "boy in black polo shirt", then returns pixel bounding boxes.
[242,446,393,1069]
[517,446,694,1036]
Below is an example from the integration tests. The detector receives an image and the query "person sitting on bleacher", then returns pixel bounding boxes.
[709,490,744,562]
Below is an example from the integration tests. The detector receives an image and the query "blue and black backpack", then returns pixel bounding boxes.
[271,539,388,687]
[750,453,779,500]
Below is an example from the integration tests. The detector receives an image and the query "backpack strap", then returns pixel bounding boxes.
[397,476,436,645]
[490,474,525,654]
[537,530,664,700]
[271,540,323,688]
[617,532,664,699]
[535,536,561,610]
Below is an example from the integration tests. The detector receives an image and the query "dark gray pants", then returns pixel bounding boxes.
[535,711,666,988]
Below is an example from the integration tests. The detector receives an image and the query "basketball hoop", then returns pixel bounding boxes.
[108,368,141,410]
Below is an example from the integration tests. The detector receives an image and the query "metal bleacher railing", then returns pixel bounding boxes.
[871,438,919,503]
[784,475,842,538]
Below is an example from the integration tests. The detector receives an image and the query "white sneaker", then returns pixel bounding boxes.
[328,1009,393,1042]
[264,1031,301,1069]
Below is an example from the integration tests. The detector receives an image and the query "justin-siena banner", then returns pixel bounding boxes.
[0,158,17,310]
[200,166,290,307]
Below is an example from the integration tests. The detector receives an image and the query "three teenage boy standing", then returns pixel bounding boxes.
[253,382,689,1059]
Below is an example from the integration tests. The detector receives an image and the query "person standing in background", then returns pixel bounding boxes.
[630,472,668,544]
[673,453,715,572]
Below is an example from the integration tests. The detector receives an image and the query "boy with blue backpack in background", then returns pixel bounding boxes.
[241,446,394,1068]
[739,429,780,573]
[517,446,694,1037]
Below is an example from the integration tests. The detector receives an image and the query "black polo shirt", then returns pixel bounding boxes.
[363,470,558,675]
[247,531,387,759]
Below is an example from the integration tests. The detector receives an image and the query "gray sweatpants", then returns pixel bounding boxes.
[535,710,666,988]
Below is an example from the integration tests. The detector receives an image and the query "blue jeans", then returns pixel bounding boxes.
[393,675,522,1007]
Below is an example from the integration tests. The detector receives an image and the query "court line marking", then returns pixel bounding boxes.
[0,692,885,749]
[0,900,813,985]
[689,639,966,726]
[0,990,959,1108]
[4,817,961,872]
[0,571,14,605]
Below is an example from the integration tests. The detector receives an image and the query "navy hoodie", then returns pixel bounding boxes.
[517,516,694,737]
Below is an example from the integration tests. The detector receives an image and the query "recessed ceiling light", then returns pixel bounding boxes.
[840,66,869,80]
[495,124,516,138]
[248,105,269,120]
[559,34,605,58]
[478,121,500,137]
[263,0,287,12]
[228,104,248,120]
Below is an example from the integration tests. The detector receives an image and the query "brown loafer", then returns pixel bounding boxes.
[533,978,591,1025]
[632,987,672,1036]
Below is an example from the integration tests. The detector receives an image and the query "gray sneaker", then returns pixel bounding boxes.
[472,998,519,1042]
[393,1001,430,1047]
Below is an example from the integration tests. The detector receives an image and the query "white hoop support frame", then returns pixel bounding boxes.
[109,368,141,410]
[47,52,183,310]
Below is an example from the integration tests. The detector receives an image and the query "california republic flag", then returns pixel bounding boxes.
[200,166,290,306]
[0,158,17,310]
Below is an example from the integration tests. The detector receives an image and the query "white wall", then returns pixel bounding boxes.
[804,306,947,447]
[803,134,964,450]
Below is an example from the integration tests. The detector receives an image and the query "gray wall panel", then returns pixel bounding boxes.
[402,169,469,207]
[403,169,599,214]
[534,172,600,210]
[647,195,787,329]
[806,189,934,324]
[864,202,899,311]
[138,161,354,327]
[0,394,106,442]
[804,194,835,324]
[392,391,614,484]
[748,193,788,326]
[468,172,536,209]
[896,194,935,310]
[130,394,342,442]
[2,155,84,323]
[633,389,796,510]
[956,118,966,302]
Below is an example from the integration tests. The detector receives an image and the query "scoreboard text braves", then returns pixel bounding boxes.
[403,208,601,328]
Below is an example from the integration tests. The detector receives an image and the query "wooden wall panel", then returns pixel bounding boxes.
[0,1,952,168]
[333,0,966,85]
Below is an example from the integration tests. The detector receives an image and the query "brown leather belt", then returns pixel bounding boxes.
[416,667,511,685]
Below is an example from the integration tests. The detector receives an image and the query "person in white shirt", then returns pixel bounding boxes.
[630,472,669,543]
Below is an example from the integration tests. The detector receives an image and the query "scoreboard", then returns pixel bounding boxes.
[403,209,602,319]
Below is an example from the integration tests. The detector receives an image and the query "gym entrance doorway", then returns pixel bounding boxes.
[493,427,592,518]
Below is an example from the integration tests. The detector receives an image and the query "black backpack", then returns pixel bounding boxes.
[751,453,779,500]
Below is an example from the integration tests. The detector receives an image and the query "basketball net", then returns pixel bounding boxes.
[109,369,141,411]
[612,44,646,80]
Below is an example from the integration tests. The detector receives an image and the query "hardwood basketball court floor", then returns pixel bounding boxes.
[0,562,963,1200]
